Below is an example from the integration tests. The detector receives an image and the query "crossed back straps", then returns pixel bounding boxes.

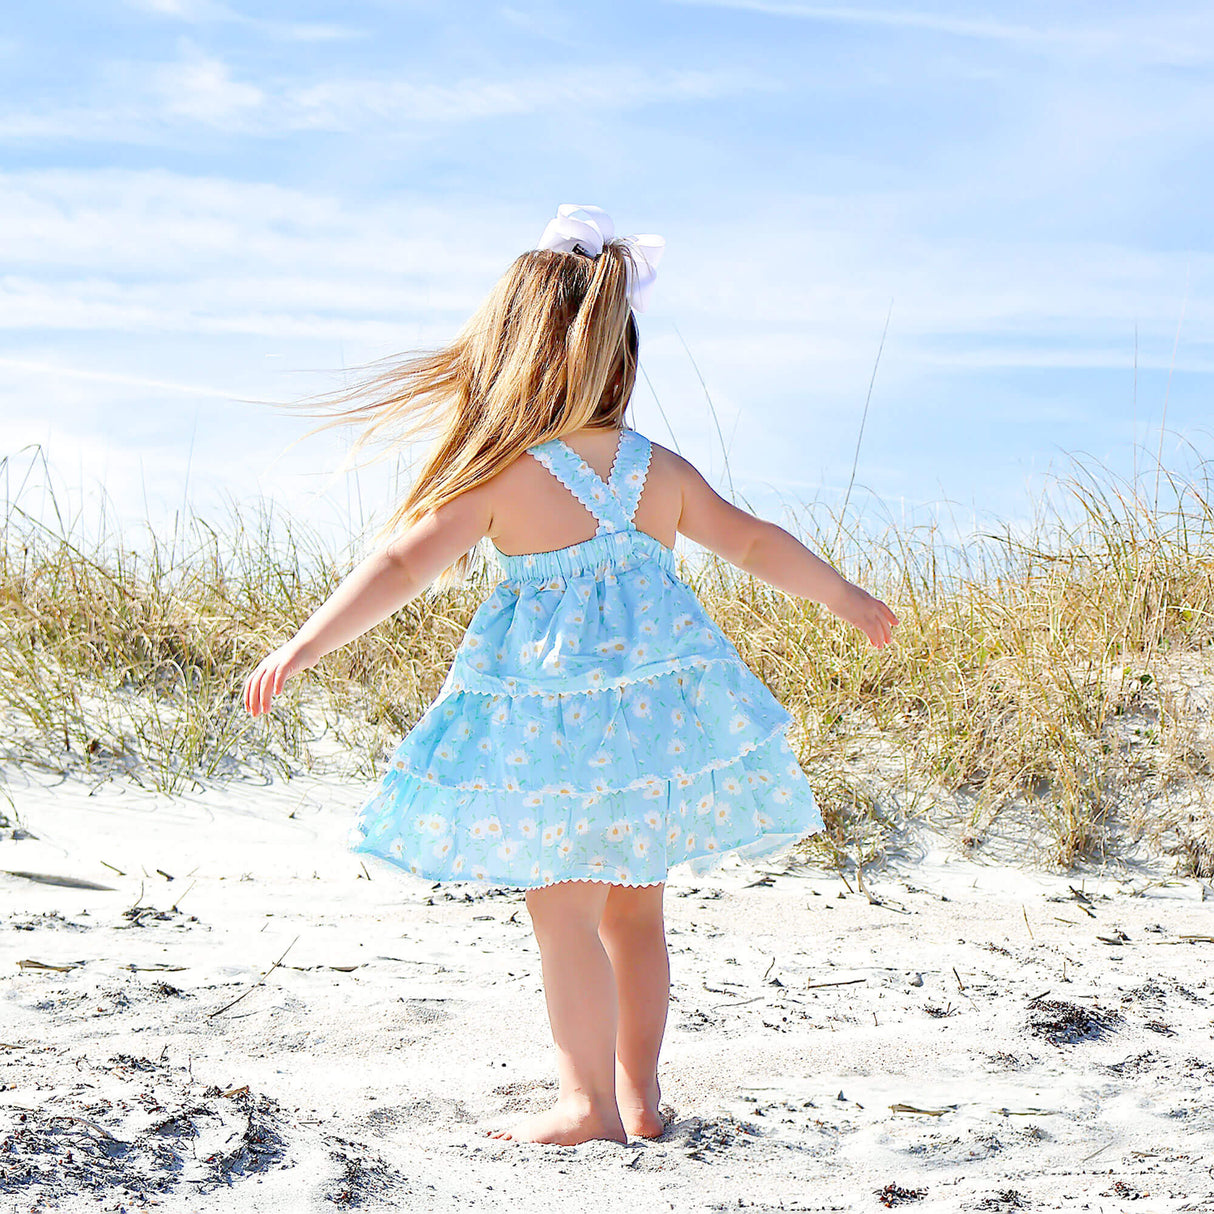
[526,428,652,534]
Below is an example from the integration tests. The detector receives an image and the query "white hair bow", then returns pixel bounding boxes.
[535,204,665,313]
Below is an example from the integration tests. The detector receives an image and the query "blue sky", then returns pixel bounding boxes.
[1,0,1211,558]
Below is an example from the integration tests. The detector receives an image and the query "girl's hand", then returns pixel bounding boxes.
[827,582,899,649]
[243,640,315,717]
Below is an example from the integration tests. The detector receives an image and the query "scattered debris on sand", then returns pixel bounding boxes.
[876,1181,927,1206]
[1026,996,1122,1045]
[0,1046,409,1207]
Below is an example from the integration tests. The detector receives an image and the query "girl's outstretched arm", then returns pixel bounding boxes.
[243,489,493,716]
[673,453,898,649]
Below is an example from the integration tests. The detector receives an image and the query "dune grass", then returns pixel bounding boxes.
[702,449,1214,873]
[2,442,1212,875]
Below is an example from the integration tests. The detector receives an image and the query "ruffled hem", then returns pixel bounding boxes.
[347,728,824,889]
[391,718,789,800]
[440,651,752,700]
[352,827,822,891]
[385,657,792,798]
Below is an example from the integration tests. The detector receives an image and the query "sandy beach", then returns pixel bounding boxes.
[2,761,1211,1213]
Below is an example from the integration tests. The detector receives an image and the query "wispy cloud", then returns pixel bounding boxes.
[123,0,363,42]
[666,0,1214,65]
[151,49,264,123]
[283,65,765,129]
[0,51,766,142]
[0,168,513,280]
[125,0,225,17]
[0,356,234,399]
[497,5,585,46]
[669,1,1050,45]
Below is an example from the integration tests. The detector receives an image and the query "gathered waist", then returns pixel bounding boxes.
[493,529,678,581]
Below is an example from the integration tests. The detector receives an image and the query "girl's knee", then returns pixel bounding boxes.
[600,882,665,933]
[526,879,611,934]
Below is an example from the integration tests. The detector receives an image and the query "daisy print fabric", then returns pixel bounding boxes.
[348,428,824,888]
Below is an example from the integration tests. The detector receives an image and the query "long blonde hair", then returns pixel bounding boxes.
[299,241,640,586]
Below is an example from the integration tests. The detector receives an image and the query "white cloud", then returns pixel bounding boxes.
[665,0,1214,65]
[670,1,1048,45]
[0,53,768,142]
[284,66,760,129]
[0,276,429,342]
[497,5,584,45]
[151,49,264,123]
[0,356,234,399]
[363,60,756,122]
[125,0,222,16]
[123,0,364,41]
[0,168,507,281]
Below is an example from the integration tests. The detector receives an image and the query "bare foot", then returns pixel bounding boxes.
[485,1098,627,1145]
[616,1076,666,1139]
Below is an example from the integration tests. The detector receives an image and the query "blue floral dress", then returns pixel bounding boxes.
[347,427,823,888]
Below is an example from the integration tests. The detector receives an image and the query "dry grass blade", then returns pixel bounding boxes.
[208,936,299,1018]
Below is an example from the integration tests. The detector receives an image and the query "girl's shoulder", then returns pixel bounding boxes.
[643,439,713,504]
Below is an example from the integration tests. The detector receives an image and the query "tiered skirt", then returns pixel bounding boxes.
[347,532,823,887]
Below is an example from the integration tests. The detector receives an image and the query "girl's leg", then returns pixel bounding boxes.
[598,881,669,1138]
[486,879,627,1145]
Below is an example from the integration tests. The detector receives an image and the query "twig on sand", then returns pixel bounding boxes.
[952,967,980,1012]
[1022,906,1034,940]
[855,861,883,906]
[208,936,299,1019]
[15,1111,120,1140]
[710,994,765,1010]
[170,879,196,913]
[806,978,867,990]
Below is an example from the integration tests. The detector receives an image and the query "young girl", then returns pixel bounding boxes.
[243,205,897,1149]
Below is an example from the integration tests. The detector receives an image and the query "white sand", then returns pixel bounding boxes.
[3,762,1213,1213]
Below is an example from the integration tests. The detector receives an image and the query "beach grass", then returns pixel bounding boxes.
[2,442,1212,874]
